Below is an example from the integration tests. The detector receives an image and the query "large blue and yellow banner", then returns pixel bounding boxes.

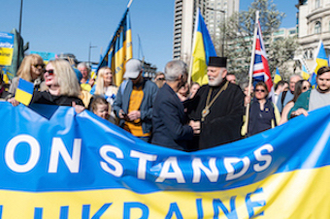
[1,101,330,218]
[97,8,132,87]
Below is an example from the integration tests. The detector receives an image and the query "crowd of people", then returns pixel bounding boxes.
[2,54,330,151]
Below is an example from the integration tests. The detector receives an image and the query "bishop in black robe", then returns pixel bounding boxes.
[187,78,244,149]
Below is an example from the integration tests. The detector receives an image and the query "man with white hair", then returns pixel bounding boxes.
[151,60,199,151]
[187,56,245,149]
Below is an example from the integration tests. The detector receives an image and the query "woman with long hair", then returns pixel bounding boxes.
[90,66,118,123]
[7,54,45,102]
[279,80,311,124]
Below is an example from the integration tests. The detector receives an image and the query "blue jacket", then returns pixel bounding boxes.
[113,79,158,134]
[151,83,193,150]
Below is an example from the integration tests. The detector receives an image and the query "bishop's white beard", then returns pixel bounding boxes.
[208,73,223,87]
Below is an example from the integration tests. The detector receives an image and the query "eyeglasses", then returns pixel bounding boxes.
[255,89,266,93]
[156,78,165,81]
[44,69,54,75]
[32,64,45,68]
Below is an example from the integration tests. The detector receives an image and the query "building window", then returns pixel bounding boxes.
[315,0,320,8]
[315,21,321,34]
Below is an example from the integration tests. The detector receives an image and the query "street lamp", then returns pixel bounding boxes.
[88,42,97,67]
[16,0,24,70]
[206,7,226,57]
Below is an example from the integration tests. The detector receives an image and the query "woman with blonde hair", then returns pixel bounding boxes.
[90,66,118,123]
[7,54,45,99]
[92,67,117,98]
[9,59,84,108]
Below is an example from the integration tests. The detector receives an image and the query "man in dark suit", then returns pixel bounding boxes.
[151,60,200,151]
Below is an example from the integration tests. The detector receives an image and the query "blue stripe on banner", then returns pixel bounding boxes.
[1,102,330,194]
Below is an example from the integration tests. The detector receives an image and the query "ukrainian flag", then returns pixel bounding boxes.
[97,8,132,87]
[309,40,328,87]
[1,67,12,84]
[274,68,282,84]
[191,8,217,85]
[15,78,34,106]
[314,40,328,73]
[301,63,310,80]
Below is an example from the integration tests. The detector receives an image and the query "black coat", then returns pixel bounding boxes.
[32,91,84,107]
[187,80,245,149]
[151,83,193,151]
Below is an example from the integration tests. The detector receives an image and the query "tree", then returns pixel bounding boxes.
[216,0,299,82]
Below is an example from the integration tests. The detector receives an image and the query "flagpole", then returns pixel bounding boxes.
[127,0,133,8]
[245,10,259,135]
[188,7,199,85]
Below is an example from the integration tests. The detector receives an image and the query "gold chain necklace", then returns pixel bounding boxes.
[201,81,229,122]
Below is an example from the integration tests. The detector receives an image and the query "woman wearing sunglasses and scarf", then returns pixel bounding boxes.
[242,81,280,137]
[8,59,84,112]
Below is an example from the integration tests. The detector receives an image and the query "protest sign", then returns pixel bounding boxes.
[0,102,330,218]
[0,32,14,66]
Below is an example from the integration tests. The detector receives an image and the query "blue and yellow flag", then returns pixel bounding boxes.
[301,62,310,80]
[309,72,317,87]
[313,40,328,74]
[274,68,281,84]
[15,78,34,106]
[1,67,12,84]
[191,8,217,85]
[97,8,132,87]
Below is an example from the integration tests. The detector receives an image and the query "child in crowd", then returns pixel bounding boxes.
[90,95,110,120]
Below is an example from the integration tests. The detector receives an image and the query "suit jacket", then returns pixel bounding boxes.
[151,83,193,150]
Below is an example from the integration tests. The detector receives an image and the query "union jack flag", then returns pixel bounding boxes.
[252,21,274,101]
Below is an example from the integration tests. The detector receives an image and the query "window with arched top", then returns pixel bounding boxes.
[315,21,321,34]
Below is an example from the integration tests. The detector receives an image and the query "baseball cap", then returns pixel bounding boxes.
[123,59,142,79]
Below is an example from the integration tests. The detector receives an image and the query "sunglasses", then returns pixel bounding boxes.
[44,69,54,75]
[302,86,309,90]
[33,64,45,68]
[156,78,165,81]
[255,89,266,93]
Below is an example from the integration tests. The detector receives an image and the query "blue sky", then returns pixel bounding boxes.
[0,0,297,72]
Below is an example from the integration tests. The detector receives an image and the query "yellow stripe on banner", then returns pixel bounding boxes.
[192,32,208,86]
[1,166,330,218]
[15,89,32,106]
